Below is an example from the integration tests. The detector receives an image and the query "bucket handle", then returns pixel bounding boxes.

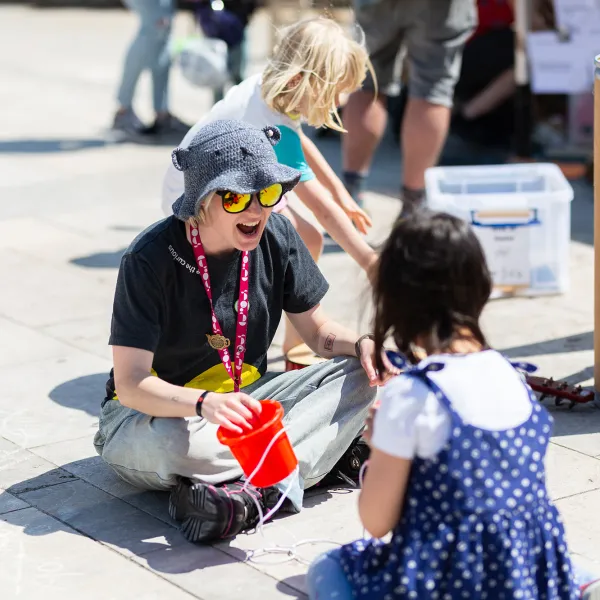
[470,209,540,228]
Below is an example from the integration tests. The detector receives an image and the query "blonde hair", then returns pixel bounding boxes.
[262,16,375,132]
[187,193,214,226]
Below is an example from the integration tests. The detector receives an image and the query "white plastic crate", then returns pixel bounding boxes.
[424,163,574,297]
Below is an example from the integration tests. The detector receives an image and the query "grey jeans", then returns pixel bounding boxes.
[94,357,376,511]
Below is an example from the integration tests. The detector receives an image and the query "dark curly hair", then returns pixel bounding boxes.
[373,211,492,373]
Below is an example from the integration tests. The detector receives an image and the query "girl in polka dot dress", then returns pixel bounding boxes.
[307,211,600,600]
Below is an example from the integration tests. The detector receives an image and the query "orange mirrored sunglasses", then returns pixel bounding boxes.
[217,184,284,214]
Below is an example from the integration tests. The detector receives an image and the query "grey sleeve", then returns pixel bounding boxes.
[283,221,329,314]
[109,254,164,352]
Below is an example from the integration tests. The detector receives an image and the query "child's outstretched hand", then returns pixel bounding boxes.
[334,189,372,235]
[358,337,402,387]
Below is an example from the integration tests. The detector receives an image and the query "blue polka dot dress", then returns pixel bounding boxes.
[339,360,578,599]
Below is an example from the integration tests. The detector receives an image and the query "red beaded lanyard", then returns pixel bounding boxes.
[190,226,250,392]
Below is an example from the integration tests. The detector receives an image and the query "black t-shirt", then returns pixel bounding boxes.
[105,214,328,400]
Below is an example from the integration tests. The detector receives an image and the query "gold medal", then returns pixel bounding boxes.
[206,334,231,350]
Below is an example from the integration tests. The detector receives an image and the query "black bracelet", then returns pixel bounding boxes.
[196,391,210,418]
[355,334,375,359]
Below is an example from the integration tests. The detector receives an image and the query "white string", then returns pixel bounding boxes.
[359,460,369,488]
[231,424,354,565]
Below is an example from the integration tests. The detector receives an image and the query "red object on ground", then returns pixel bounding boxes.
[525,375,595,409]
[217,399,298,488]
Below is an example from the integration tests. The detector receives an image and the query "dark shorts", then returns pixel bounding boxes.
[354,0,478,106]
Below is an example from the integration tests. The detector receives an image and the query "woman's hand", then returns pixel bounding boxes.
[200,392,262,433]
[358,338,401,387]
[333,189,372,235]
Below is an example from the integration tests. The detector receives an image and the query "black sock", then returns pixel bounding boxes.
[399,186,426,217]
[343,171,367,202]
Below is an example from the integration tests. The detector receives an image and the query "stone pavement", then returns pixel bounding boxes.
[1,5,599,599]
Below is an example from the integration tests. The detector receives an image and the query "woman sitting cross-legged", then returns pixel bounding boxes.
[94,119,391,543]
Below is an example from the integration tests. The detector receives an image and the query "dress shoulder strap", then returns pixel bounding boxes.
[385,350,455,414]
[501,357,540,403]
[385,351,540,412]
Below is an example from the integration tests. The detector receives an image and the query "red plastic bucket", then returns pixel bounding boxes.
[216,399,298,488]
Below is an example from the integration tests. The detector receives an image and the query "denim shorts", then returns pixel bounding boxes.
[354,0,478,107]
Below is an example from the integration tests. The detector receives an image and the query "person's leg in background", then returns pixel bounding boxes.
[211,27,248,105]
[306,548,353,600]
[343,0,477,216]
[139,0,192,136]
[398,0,477,215]
[147,0,175,129]
[279,202,324,356]
[342,0,407,206]
[114,0,173,136]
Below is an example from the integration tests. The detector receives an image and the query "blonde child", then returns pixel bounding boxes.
[162,16,378,356]
[307,211,600,599]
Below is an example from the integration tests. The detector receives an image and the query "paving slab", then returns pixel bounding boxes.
[556,488,600,566]
[133,543,305,599]
[549,403,600,458]
[0,316,84,370]
[0,436,77,493]
[0,352,110,449]
[28,434,99,466]
[0,491,29,516]
[31,435,175,524]
[215,488,364,595]
[484,299,593,360]
[545,443,600,500]
[19,478,188,559]
[0,507,193,599]
[0,249,114,329]
[0,216,124,266]
[1,3,599,597]
[39,314,113,362]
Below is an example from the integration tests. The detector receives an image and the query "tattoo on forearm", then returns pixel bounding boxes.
[324,333,336,352]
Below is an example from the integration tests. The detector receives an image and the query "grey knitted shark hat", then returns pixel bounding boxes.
[170,119,301,220]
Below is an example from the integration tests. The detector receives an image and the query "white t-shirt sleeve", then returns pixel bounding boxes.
[371,374,451,460]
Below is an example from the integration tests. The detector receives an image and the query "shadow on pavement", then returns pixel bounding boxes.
[0,138,112,153]
[0,454,337,581]
[497,332,599,435]
[499,332,593,359]
[277,576,308,599]
[70,249,126,269]
[0,133,190,155]
[0,459,199,572]
[49,372,105,418]
[546,381,600,439]
[0,459,245,574]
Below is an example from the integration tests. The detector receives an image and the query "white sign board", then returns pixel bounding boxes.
[553,0,600,34]
[526,31,597,94]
